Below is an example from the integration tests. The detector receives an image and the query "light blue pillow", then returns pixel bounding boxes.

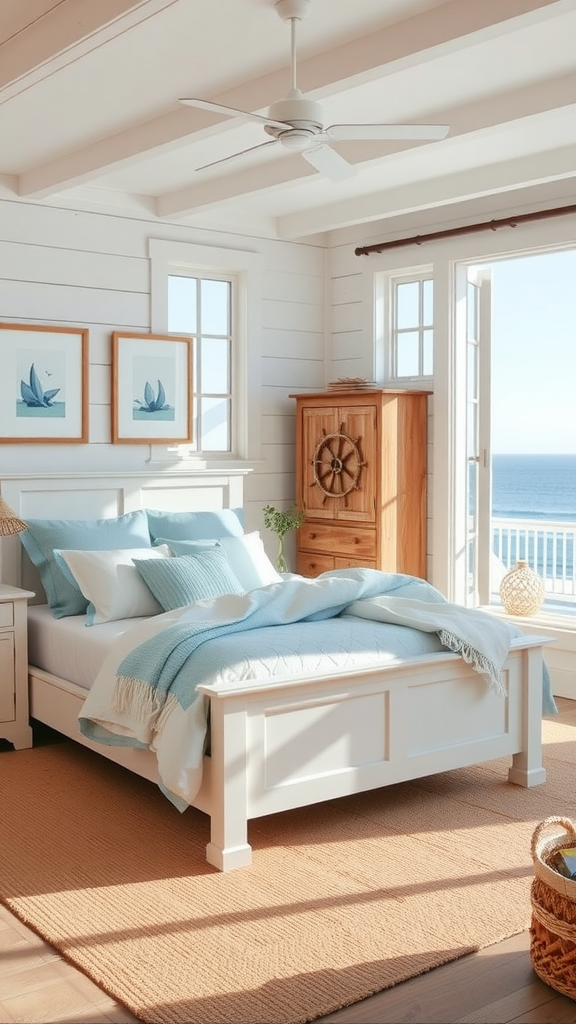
[133,548,244,611]
[153,537,217,553]
[20,510,152,618]
[146,508,244,543]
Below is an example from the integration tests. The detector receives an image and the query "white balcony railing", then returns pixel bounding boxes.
[492,517,576,611]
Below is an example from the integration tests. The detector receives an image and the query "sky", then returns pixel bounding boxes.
[486,247,576,455]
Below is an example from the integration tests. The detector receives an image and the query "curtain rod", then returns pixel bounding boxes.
[354,203,576,256]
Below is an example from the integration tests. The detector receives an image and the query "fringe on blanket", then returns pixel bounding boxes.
[438,629,506,696]
[112,676,184,740]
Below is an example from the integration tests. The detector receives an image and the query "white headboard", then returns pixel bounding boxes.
[0,470,249,601]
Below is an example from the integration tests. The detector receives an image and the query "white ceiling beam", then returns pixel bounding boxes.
[15,0,567,198]
[297,0,568,97]
[276,144,576,238]
[156,158,316,219]
[0,0,179,98]
[17,108,219,198]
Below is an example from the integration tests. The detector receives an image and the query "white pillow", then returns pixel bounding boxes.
[216,532,282,590]
[54,545,171,625]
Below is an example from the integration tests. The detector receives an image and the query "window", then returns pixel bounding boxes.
[149,238,262,461]
[168,273,232,452]
[390,274,434,380]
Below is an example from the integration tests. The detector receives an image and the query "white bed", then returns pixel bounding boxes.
[0,471,552,872]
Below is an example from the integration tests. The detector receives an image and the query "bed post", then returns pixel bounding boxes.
[508,642,547,788]
[204,693,253,871]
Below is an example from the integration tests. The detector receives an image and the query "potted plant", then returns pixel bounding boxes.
[262,503,306,573]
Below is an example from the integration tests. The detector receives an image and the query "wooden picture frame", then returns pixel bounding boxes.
[111,331,192,444]
[0,323,88,444]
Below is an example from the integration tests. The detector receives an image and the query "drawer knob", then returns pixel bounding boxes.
[309,532,316,539]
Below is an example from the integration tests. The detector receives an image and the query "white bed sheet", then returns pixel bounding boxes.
[27,605,151,692]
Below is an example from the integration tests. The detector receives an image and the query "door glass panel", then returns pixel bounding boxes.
[467,281,477,339]
[467,341,478,399]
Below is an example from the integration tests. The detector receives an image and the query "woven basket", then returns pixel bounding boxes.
[530,816,576,999]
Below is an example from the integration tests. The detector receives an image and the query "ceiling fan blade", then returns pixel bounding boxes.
[180,97,287,131]
[195,139,279,173]
[301,144,357,182]
[326,123,450,142]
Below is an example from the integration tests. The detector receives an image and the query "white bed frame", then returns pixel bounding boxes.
[1,472,550,871]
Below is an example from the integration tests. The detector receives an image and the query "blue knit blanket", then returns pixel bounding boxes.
[78,568,553,809]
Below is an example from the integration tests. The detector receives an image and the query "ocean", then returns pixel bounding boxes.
[492,454,576,522]
[491,454,576,591]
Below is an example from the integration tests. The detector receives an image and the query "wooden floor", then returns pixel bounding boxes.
[2,702,576,1024]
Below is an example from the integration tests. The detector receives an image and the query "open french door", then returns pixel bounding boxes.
[453,264,492,607]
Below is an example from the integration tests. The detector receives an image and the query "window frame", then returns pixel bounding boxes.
[168,270,233,454]
[387,269,435,383]
[375,266,432,385]
[149,237,262,463]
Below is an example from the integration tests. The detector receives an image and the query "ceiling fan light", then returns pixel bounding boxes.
[279,129,317,151]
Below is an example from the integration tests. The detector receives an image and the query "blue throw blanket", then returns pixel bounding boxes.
[79,569,555,809]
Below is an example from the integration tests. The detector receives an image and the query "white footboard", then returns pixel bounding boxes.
[29,636,549,873]
[198,636,548,871]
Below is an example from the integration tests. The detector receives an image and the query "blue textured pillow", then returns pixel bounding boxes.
[133,548,244,611]
[146,508,244,543]
[161,533,282,591]
[20,510,152,618]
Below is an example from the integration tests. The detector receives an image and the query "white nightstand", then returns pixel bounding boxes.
[0,584,35,750]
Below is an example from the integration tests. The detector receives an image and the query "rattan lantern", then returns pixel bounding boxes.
[499,559,544,616]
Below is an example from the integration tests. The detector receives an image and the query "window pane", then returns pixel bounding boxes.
[423,329,433,375]
[201,396,230,451]
[201,279,230,335]
[396,281,419,329]
[396,331,419,375]
[168,275,197,333]
[201,337,230,394]
[422,279,433,324]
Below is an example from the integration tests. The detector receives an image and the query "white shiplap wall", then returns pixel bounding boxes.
[0,198,325,558]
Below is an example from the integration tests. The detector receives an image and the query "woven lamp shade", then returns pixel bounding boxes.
[500,559,544,616]
[0,497,27,536]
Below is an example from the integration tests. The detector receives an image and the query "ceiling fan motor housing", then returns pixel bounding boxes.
[266,89,324,135]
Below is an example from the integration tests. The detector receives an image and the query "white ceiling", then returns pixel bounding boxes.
[1,0,575,241]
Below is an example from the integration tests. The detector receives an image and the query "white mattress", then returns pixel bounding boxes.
[27,604,150,692]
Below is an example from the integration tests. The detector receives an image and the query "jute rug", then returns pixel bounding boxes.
[2,710,576,1024]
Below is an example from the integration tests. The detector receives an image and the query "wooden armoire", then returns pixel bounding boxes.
[291,388,430,579]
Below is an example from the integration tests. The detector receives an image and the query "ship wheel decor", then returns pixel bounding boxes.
[310,424,367,504]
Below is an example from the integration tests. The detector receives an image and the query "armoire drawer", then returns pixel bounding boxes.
[296,551,336,577]
[334,556,377,570]
[299,523,376,559]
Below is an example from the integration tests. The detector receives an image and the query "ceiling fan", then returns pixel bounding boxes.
[179,0,449,182]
